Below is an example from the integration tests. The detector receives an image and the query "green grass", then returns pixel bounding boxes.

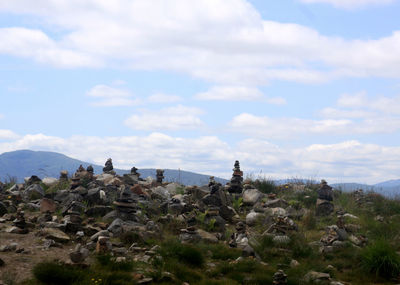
[361,239,400,279]
[253,178,277,194]
[159,239,205,267]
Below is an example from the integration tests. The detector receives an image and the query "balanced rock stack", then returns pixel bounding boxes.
[123,166,141,185]
[156,169,164,184]
[228,160,243,194]
[113,185,137,220]
[316,180,334,216]
[103,158,115,175]
[9,208,29,234]
[59,170,68,182]
[70,165,93,189]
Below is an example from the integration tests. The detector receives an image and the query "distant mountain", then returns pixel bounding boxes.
[374,179,400,188]
[0,150,228,186]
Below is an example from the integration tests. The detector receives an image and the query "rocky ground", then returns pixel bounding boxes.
[1,159,400,285]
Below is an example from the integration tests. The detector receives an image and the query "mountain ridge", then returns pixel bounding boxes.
[0,150,228,186]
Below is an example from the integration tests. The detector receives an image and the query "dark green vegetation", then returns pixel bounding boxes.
[30,256,136,285]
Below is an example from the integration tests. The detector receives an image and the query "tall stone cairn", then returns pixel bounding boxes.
[316,180,334,216]
[228,160,243,194]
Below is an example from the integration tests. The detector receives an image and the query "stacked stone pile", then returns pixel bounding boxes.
[316,180,334,216]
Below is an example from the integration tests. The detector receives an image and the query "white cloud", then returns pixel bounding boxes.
[0,129,19,140]
[195,86,263,101]
[299,0,395,9]
[0,132,399,184]
[0,1,400,83]
[0,114,3,119]
[124,105,204,131]
[147,93,183,103]
[195,86,286,104]
[86,84,141,106]
[0,27,98,68]
[319,107,375,119]
[337,92,400,115]
[230,112,400,138]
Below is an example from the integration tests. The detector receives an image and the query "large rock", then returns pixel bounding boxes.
[23,184,45,200]
[246,211,263,226]
[165,183,182,195]
[303,271,331,283]
[219,205,237,222]
[86,188,104,205]
[107,218,123,237]
[40,198,57,213]
[70,244,89,263]
[42,177,58,187]
[197,229,218,243]
[40,228,70,243]
[242,189,262,205]
[96,173,115,186]
[152,186,170,200]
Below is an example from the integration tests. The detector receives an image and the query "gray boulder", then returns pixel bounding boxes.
[23,184,45,200]
[242,189,262,205]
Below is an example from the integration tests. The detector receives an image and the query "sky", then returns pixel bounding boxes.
[0,0,400,184]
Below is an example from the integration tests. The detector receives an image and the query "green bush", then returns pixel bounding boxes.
[33,262,83,284]
[361,240,400,279]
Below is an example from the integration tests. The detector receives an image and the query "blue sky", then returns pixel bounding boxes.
[1,0,400,184]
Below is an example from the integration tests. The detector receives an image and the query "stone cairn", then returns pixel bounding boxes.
[123,166,141,185]
[103,158,115,175]
[228,160,243,194]
[70,165,93,189]
[113,185,137,220]
[156,169,164,184]
[316,180,334,216]
[12,208,28,234]
[87,165,94,175]
[59,170,68,182]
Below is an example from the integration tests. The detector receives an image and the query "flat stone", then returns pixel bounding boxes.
[197,229,218,243]
[41,228,70,243]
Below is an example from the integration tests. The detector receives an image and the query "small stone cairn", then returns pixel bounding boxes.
[316,180,334,216]
[103,158,115,175]
[123,166,141,185]
[228,160,243,194]
[59,170,68,182]
[273,270,288,285]
[156,169,164,184]
[12,208,29,234]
